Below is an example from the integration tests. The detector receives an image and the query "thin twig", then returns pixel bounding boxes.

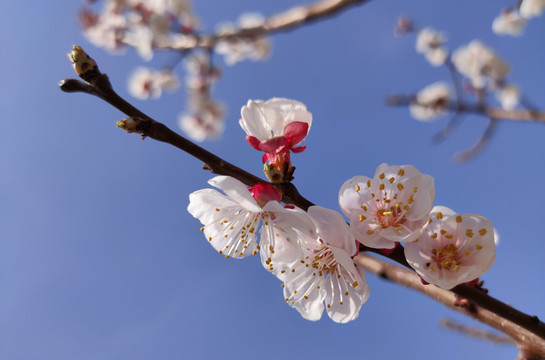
[354,253,545,358]
[440,318,515,345]
[58,76,312,209]
[452,118,498,163]
[431,113,464,144]
[446,58,462,106]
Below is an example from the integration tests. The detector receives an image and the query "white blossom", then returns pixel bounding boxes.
[215,13,271,66]
[239,98,312,153]
[520,0,545,18]
[128,67,179,99]
[339,164,435,250]
[80,0,200,59]
[187,176,312,270]
[492,10,527,36]
[452,40,510,89]
[409,82,452,121]
[496,84,520,110]
[81,9,126,54]
[415,27,448,66]
[122,23,154,61]
[404,206,496,289]
[278,206,370,323]
[179,108,224,142]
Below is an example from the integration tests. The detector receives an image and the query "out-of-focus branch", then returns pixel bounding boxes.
[386,94,545,124]
[440,318,515,345]
[452,118,498,163]
[167,0,370,50]
[354,253,545,359]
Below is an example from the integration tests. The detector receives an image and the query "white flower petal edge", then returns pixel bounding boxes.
[188,180,262,259]
[239,98,312,141]
[339,163,435,249]
[259,202,314,273]
[188,175,311,271]
[404,206,496,290]
[278,206,370,323]
[188,176,270,258]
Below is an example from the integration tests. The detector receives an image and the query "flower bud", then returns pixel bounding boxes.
[117,117,148,139]
[263,163,284,184]
[67,45,98,78]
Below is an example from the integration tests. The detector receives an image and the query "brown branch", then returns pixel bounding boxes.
[386,95,545,124]
[354,253,545,359]
[166,0,371,51]
[59,75,310,208]
[60,48,545,345]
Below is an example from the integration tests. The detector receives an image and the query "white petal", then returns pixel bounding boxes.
[281,260,326,321]
[338,175,372,217]
[308,206,356,256]
[324,254,369,323]
[208,176,262,212]
[239,98,312,141]
[405,210,496,289]
[188,189,259,258]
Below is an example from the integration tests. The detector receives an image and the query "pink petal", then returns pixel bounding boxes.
[291,145,306,153]
[283,121,309,148]
[258,136,287,154]
[250,183,282,203]
[246,135,262,151]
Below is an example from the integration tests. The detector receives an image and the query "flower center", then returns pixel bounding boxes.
[432,243,461,271]
[376,205,405,228]
[311,243,338,276]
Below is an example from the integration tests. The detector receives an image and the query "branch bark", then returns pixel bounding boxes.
[354,253,545,359]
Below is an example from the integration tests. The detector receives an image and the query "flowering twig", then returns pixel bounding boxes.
[387,95,545,124]
[354,253,545,358]
[61,46,545,345]
[166,0,371,51]
[60,48,312,209]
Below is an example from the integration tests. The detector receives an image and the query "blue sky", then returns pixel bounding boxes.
[1,0,544,359]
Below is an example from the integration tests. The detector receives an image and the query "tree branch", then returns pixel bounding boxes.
[386,94,545,124]
[440,318,514,345]
[166,0,371,51]
[60,49,545,344]
[354,253,545,359]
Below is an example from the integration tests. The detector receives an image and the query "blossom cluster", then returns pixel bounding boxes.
[79,0,199,60]
[187,99,496,323]
[215,13,271,66]
[492,0,545,37]
[79,1,272,143]
[178,53,225,142]
[405,23,521,123]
